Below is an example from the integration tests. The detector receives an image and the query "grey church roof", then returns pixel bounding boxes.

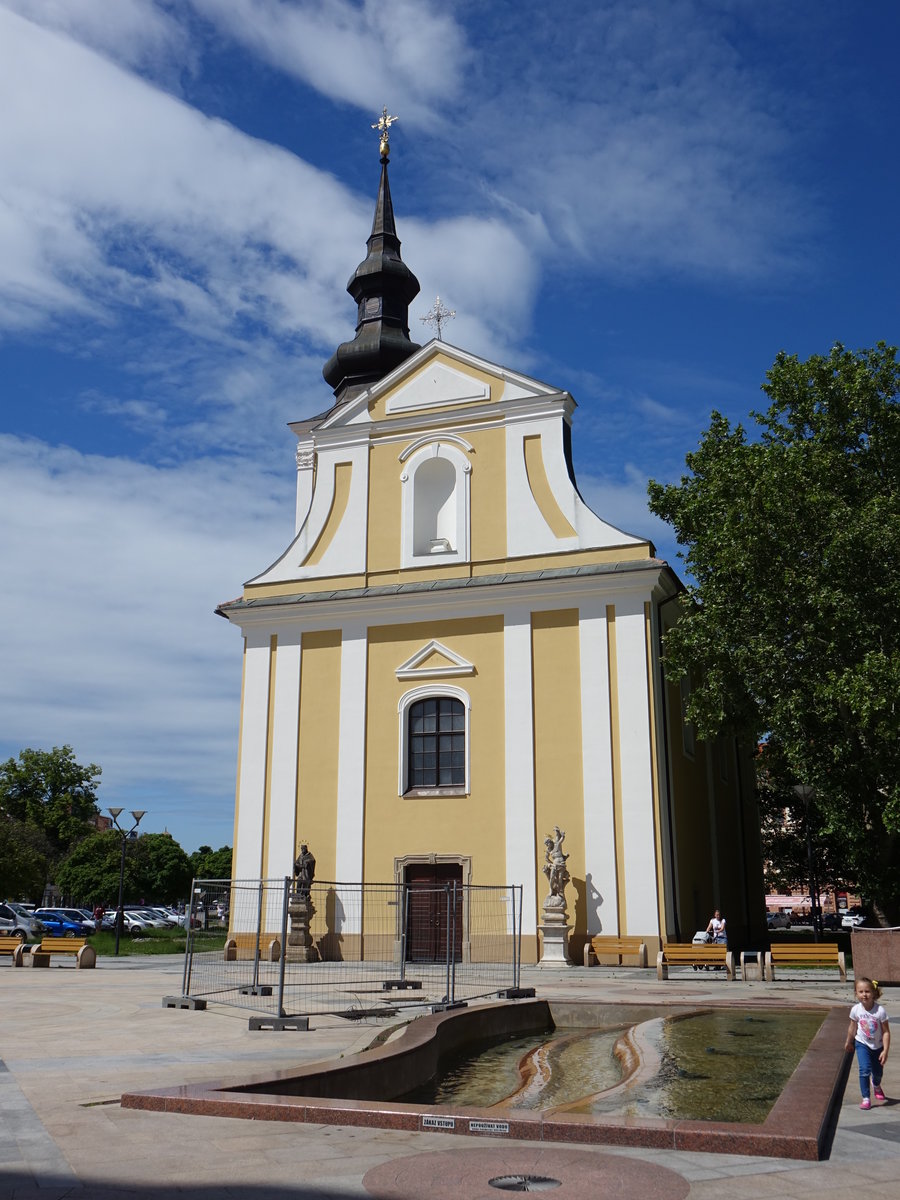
[216,558,675,618]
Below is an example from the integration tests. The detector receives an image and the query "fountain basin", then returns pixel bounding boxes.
[122,999,850,1160]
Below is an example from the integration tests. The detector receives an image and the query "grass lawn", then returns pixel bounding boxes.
[85,928,228,956]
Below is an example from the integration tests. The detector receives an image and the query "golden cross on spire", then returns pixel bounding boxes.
[372,106,398,161]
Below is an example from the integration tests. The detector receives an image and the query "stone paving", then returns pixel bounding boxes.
[0,955,898,1199]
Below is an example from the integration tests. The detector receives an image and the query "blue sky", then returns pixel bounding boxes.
[1,1,898,853]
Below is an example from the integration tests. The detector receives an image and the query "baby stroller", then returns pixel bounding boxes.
[692,928,726,970]
[691,929,710,969]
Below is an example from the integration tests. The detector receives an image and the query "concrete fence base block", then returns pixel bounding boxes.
[162,995,207,1010]
[249,1016,310,1031]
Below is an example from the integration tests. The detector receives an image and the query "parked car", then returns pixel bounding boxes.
[32,910,83,937]
[0,902,44,941]
[842,911,868,928]
[128,908,169,929]
[148,907,180,927]
[121,911,152,934]
[51,907,96,932]
[821,913,843,931]
[766,911,792,930]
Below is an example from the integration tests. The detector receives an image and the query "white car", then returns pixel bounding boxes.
[841,912,867,928]
[766,911,792,930]
[129,908,171,928]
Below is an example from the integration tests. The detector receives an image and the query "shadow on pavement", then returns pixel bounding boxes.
[0,1174,365,1199]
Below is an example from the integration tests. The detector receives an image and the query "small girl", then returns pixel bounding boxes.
[845,976,890,1109]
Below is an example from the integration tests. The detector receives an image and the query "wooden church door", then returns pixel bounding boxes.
[404,862,463,962]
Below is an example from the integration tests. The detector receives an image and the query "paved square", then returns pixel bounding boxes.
[1,956,897,1199]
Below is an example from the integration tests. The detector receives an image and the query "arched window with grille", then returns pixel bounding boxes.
[398,685,470,795]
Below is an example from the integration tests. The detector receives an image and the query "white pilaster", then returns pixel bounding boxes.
[233,630,272,882]
[614,596,660,936]
[504,608,537,933]
[264,629,302,881]
[579,601,618,935]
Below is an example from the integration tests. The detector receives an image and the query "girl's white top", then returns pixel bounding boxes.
[850,1002,889,1049]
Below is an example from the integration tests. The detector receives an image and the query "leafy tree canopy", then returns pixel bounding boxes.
[56,831,194,906]
[648,343,900,917]
[137,833,193,902]
[0,746,100,862]
[0,816,48,901]
[189,844,232,880]
[55,831,132,906]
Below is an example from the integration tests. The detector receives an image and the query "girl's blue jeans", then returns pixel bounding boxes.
[855,1040,884,1098]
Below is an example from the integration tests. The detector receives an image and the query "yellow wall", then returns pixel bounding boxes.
[296,630,342,881]
[365,440,403,575]
[365,425,507,575]
[664,674,709,935]
[363,615,506,884]
[531,610,585,950]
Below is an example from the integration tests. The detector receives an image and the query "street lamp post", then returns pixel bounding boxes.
[107,808,146,956]
[792,785,819,943]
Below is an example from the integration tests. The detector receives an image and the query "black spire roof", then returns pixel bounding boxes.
[322,146,421,404]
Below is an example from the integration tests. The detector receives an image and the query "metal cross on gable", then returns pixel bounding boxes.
[420,295,456,341]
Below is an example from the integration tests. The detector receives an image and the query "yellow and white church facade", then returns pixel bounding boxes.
[218,136,763,963]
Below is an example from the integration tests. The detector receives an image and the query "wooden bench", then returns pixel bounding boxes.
[27,937,96,969]
[764,941,846,982]
[657,943,734,980]
[584,935,648,968]
[0,935,28,967]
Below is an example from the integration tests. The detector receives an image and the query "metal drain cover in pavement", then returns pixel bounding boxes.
[363,1147,690,1200]
[489,1175,561,1192]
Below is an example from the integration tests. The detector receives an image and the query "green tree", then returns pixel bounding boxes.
[56,831,194,905]
[0,816,48,900]
[55,831,136,906]
[648,343,900,919]
[0,746,101,862]
[756,741,857,900]
[134,833,193,902]
[189,844,233,880]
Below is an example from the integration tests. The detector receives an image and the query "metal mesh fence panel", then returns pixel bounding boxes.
[182,879,288,1011]
[183,879,522,1018]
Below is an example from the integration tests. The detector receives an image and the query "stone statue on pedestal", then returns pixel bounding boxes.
[288,842,319,962]
[538,825,573,965]
[542,825,570,902]
[294,844,316,899]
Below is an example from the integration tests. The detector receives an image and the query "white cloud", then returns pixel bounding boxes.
[447,2,815,282]
[0,6,537,439]
[0,0,190,74]
[186,0,471,125]
[578,463,677,564]
[0,435,293,849]
[203,1,813,283]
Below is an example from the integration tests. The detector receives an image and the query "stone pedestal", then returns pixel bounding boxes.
[287,893,320,963]
[851,927,900,984]
[538,897,572,966]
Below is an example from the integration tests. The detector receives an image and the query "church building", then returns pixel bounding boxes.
[217,122,764,962]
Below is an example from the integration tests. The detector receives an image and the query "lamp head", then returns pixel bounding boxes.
[131,810,146,824]
[108,807,123,820]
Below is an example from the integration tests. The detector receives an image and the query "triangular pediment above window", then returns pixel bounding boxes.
[396,640,475,679]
